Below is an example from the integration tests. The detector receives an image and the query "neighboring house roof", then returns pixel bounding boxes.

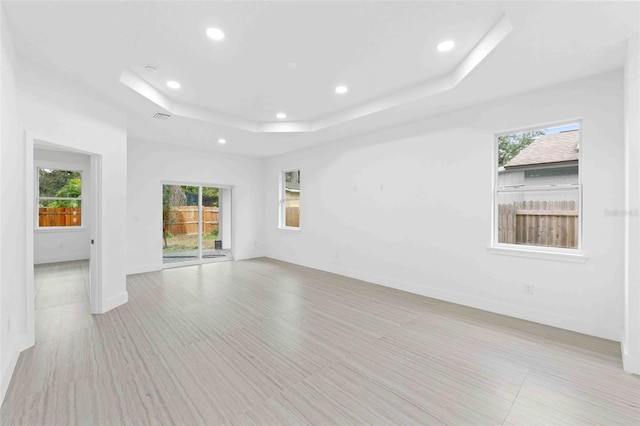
[285,181,300,191]
[504,130,579,169]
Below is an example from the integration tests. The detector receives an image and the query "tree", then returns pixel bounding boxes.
[39,174,82,208]
[53,178,81,207]
[164,185,187,207]
[161,185,220,247]
[498,130,544,167]
[201,187,218,207]
[162,185,187,247]
[38,169,81,197]
[182,186,219,206]
[55,178,81,198]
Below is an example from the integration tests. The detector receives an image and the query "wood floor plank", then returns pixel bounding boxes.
[3,258,639,425]
[503,371,640,425]
[231,362,445,426]
[336,339,521,424]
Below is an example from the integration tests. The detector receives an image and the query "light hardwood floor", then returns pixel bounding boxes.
[2,258,639,425]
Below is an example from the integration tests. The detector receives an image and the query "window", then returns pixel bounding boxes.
[280,169,300,229]
[494,122,581,251]
[37,168,82,228]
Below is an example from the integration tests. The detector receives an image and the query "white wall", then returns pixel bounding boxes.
[0,6,26,403]
[623,32,640,374]
[34,149,91,264]
[17,61,128,313]
[265,71,625,341]
[127,138,265,274]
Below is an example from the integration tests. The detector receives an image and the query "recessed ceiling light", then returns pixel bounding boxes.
[218,138,226,144]
[276,112,287,119]
[206,27,225,41]
[144,64,157,73]
[166,80,181,89]
[335,85,348,94]
[437,40,455,52]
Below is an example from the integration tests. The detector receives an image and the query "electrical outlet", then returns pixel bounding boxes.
[524,284,534,295]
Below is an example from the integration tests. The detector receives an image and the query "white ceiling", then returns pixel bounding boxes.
[125,1,504,123]
[2,1,639,157]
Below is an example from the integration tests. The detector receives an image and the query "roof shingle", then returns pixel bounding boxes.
[504,130,579,168]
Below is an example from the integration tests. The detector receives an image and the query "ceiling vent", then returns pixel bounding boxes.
[153,112,171,120]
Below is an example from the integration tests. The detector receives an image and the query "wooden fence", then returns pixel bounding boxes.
[498,201,578,248]
[164,206,219,235]
[286,207,300,227]
[38,207,82,227]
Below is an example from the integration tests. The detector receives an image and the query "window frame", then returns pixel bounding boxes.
[279,168,301,231]
[490,120,585,260]
[36,167,84,230]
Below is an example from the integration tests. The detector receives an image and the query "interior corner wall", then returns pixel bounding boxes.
[126,138,266,275]
[0,5,26,403]
[34,149,91,264]
[16,60,128,313]
[623,32,640,375]
[265,70,625,341]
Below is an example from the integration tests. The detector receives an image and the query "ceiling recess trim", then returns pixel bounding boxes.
[119,15,512,133]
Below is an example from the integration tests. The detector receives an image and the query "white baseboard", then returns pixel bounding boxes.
[127,264,160,275]
[34,254,89,264]
[622,341,640,375]
[234,250,266,261]
[125,252,265,274]
[1,334,26,404]
[102,291,128,313]
[265,253,622,342]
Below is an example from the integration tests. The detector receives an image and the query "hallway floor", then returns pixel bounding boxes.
[34,260,92,344]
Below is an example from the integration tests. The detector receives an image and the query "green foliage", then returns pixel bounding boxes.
[498,130,545,167]
[56,178,81,198]
[182,186,218,198]
[183,186,219,207]
[39,174,82,208]
[162,185,219,238]
[162,185,172,212]
[163,185,188,226]
[202,227,219,240]
[40,200,81,208]
[39,169,81,197]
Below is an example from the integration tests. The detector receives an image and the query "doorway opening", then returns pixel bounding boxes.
[26,134,102,349]
[162,184,232,266]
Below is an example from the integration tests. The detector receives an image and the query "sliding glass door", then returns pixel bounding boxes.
[162,184,231,265]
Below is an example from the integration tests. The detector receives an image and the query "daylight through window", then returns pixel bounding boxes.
[37,168,82,227]
[280,170,300,229]
[495,123,581,249]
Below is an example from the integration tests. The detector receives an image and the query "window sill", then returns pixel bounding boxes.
[35,227,86,233]
[487,244,588,263]
[278,226,301,233]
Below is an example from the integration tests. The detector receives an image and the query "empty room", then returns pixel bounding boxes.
[1,0,639,424]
